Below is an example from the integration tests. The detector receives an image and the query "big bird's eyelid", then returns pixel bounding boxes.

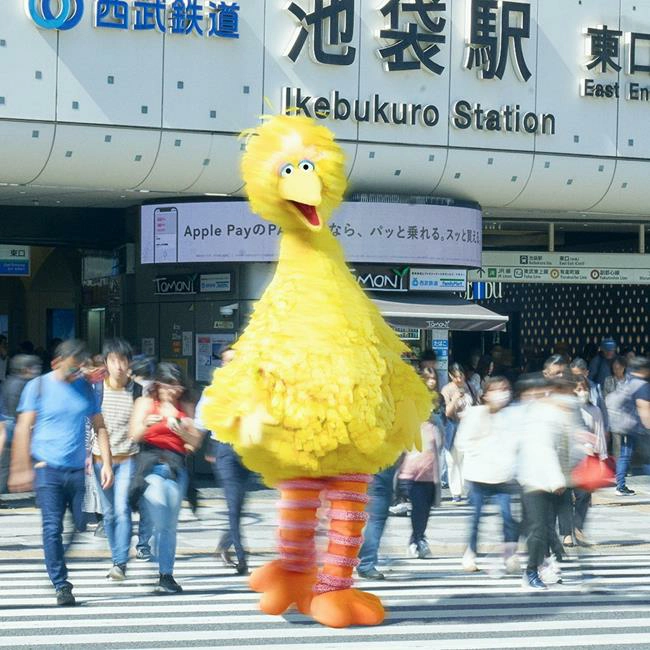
[279,163,294,177]
[298,159,315,171]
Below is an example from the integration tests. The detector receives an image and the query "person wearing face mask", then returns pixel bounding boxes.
[573,377,608,546]
[455,377,519,574]
[8,339,114,607]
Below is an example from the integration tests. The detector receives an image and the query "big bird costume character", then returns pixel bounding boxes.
[203,114,431,628]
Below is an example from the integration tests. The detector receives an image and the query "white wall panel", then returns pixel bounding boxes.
[435,150,533,206]
[348,144,446,195]
[184,134,245,194]
[535,0,618,157]
[0,121,55,184]
[355,0,450,146]
[56,18,163,127]
[447,0,537,151]
[162,8,264,132]
[588,159,650,214]
[618,0,650,158]
[509,154,615,211]
[136,131,211,192]
[0,4,57,120]
[35,125,160,188]
[262,0,361,141]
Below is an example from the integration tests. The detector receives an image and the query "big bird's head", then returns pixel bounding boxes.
[241,115,346,233]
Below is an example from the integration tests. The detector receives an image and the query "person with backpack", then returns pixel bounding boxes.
[8,339,114,606]
[90,339,144,581]
[606,356,650,496]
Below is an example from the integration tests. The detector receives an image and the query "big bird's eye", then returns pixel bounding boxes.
[299,160,315,172]
[280,164,294,177]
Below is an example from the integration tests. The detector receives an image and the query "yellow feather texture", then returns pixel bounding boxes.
[202,115,431,485]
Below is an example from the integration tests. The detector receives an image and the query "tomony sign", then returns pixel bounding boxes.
[26,0,84,30]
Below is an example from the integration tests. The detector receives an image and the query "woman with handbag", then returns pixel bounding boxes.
[129,363,203,593]
[572,377,609,546]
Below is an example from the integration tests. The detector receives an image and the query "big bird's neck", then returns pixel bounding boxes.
[277,225,346,269]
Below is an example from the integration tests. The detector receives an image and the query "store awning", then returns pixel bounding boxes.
[373,295,508,332]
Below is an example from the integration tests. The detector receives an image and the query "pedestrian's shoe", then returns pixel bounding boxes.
[156,574,183,594]
[56,584,76,606]
[94,520,107,538]
[136,547,153,562]
[562,534,574,548]
[416,539,432,559]
[462,548,479,572]
[574,528,593,547]
[235,562,249,576]
[452,496,462,503]
[357,567,385,580]
[388,502,410,516]
[216,547,236,568]
[521,570,547,591]
[408,542,419,558]
[505,554,521,575]
[539,558,562,585]
[107,564,126,581]
[616,486,635,496]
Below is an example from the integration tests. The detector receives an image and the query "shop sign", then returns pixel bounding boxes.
[200,273,231,293]
[0,245,30,277]
[392,325,420,341]
[431,329,449,374]
[580,24,650,104]
[351,266,409,293]
[410,268,467,292]
[196,333,236,383]
[141,202,482,268]
[153,273,198,295]
[464,281,502,300]
[26,0,241,38]
[212,320,234,329]
[469,252,650,285]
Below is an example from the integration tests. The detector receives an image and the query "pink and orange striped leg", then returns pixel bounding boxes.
[310,474,385,628]
[249,478,323,615]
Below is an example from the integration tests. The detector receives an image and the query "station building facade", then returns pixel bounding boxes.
[0,0,649,376]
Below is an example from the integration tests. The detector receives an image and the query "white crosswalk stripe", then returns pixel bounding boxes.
[1,552,650,649]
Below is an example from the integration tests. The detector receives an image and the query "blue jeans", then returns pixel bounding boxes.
[137,499,153,554]
[94,458,134,566]
[143,462,188,575]
[358,463,397,573]
[212,442,252,566]
[467,481,518,554]
[34,465,86,590]
[615,434,636,490]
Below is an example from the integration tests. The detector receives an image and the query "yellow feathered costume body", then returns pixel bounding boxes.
[202,115,430,486]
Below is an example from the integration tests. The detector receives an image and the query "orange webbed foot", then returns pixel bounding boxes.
[249,560,317,615]
[310,588,385,628]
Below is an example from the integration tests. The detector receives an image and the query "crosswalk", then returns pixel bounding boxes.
[2,551,650,649]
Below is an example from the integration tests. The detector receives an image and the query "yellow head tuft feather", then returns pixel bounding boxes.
[241,114,347,231]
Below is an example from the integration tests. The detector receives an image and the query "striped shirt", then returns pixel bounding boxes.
[92,384,138,457]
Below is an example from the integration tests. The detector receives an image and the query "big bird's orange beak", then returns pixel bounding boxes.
[279,166,323,231]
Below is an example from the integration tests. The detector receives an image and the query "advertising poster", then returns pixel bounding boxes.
[196,333,236,383]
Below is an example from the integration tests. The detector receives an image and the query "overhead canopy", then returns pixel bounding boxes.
[373,295,508,332]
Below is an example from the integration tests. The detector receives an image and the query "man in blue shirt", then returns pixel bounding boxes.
[9,340,113,606]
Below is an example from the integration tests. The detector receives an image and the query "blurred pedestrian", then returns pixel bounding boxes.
[440,363,477,502]
[8,339,114,606]
[0,355,41,494]
[603,356,629,397]
[91,339,144,581]
[455,377,519,575]
[197,346,253,576]
[570,357,609,438]
[589,338,617,388]
[129,363,203,594]
[397,371,442,560]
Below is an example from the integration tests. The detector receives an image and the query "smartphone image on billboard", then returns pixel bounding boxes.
[154,207,178,263]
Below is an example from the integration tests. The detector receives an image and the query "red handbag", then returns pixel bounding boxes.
[571,455,616,492]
